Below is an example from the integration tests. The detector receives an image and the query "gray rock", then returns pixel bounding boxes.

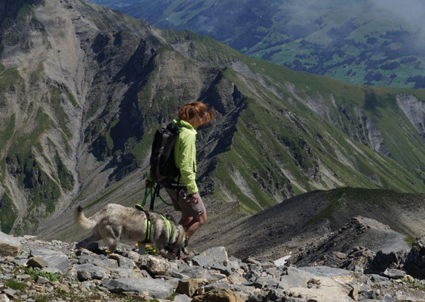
[228,273,248,285]
[27,257,49,268]
[36,276,49,284]
[228,260,240,271]
[75,263,109,281]
[0,232,21,257]
[359,285,377,300]
[30,249,63,257]
[16,274,31,281]
[383,268,406,279]
[299,266,352,277]
[180,266,210,279]
[101,278,174,299]
[109,267,137,279]
[168,269,191,280]
[174,294,192,302]
[202,247,229,265]
[12,258,28,267]
[192,255,215,268]
[3,288,16,298]
[382,294,396,302]
[138,255,170,275]
[118,257,136,269]
[0,294,10,302]
[30,250,69,272]
[371,274,389,282]
[210,264,232,276]
[176,279,201,297]
[78,255,117,268]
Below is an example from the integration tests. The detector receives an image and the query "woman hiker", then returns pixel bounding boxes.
[147,101,216,254]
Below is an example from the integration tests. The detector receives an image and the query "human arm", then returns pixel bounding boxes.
[177,132,198,194]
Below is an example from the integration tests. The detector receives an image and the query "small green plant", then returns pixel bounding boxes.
[35,294,49,302]
[25,267,60,282]
[5,279,27,291]
[403,276,425,290]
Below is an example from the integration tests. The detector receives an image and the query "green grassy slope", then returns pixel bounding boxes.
[159,31,425,212]
[91,0,425,88]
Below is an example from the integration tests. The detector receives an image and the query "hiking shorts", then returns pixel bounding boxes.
[165,187,206,217]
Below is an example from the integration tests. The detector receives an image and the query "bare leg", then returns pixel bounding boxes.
[184,211,207,238]
[180,214,193,227]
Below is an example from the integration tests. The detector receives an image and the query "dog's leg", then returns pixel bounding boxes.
[103,225,121,253]
[138,242,146,255]
[158,248,176,260]
[108,240,118,254]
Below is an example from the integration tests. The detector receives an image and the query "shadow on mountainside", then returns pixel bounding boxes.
[192,188,425,260]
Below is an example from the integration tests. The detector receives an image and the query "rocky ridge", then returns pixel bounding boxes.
[2,231,425,302]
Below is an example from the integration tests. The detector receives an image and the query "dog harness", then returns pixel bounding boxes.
[140,210,174,244]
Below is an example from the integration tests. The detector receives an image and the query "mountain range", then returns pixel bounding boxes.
[87,0,425,89]
[1,0,425,239]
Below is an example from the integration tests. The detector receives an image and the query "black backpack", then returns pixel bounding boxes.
[149,122,181,185]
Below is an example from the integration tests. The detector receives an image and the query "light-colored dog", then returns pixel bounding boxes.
[75,203,187,259]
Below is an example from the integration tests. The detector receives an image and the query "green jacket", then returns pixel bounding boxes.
[173,119,198,194]
[147,119,198,193]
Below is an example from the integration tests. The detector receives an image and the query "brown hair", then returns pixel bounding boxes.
[178,101,216,126]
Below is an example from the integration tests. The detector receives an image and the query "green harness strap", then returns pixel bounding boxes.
[160,214,174,241]
[140,212,173,244]
[136,187,174,244]
[142,218,153,243]
[135,186,173,213]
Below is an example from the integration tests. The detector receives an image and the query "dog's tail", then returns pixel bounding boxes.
[75,206,96,230]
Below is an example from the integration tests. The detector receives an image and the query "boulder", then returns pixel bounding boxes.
[176,279,202,297]
[137,255,170,275]
[383,268,406,279]
[404,236,425,279]
[0,294,10,302]
[279,267,354,302]
[0,232,21,257]
[101,278,174,299]
[27,256,49,268]
[192,289,244,302]
[117,257,136,269]
[30,250,69,272]
[195,247,229,266]
[75,263,109,281]
[174,294,192,302]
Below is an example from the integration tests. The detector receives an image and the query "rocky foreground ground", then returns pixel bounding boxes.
[2,231,425,302]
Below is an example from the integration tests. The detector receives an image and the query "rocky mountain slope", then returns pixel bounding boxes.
[3,224,425,302]
[87,0,425,88]
[2,0,425,237]
[193,188,425,260]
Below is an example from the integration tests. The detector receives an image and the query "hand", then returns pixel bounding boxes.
[188,192,201,204]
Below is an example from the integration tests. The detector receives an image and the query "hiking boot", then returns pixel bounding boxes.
[181,246,190,255]
[178,250,195,261]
